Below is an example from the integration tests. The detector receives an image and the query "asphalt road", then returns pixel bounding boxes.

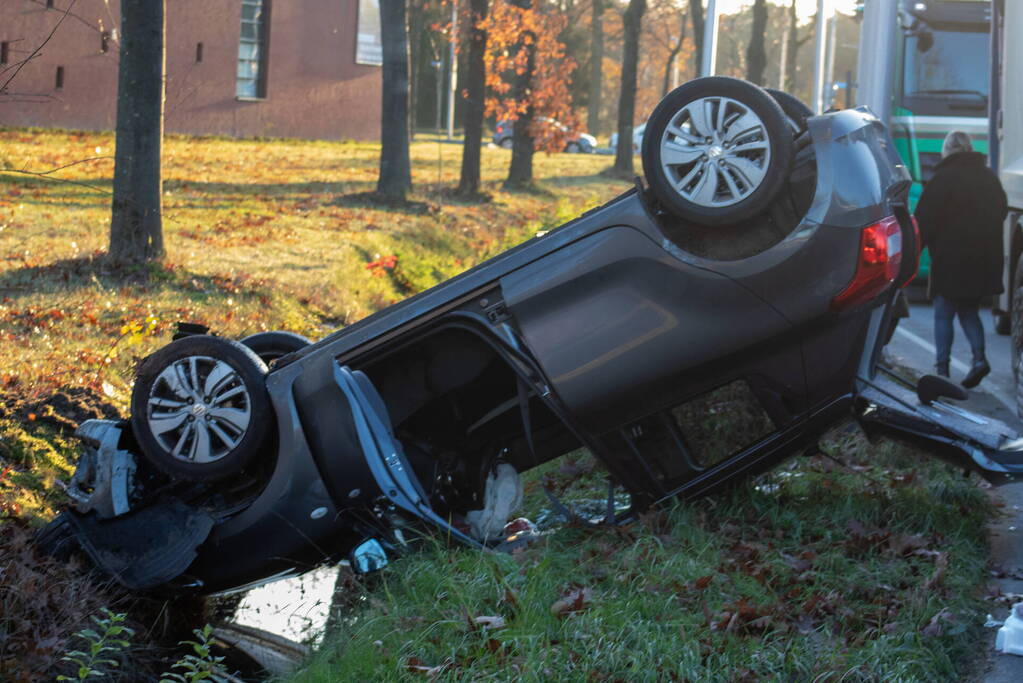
[884,298,1023,681]
[886,301,1016,419]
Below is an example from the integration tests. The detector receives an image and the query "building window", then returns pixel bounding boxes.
[196,42,204,63]
[55,66,64,89]
[100,31,110,53]
[0,42,9,65]
[236,0,269,98]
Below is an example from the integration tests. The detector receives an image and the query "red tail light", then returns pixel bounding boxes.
[830,216,903,311]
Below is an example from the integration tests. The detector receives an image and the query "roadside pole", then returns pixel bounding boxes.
[854,0,898,125]
[446,0,458,140]
[700,0,718,77]
[812,0,829,113]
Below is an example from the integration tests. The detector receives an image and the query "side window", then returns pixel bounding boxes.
[670,380,776,468]
[236,0,270,98]
[620,379,778,489]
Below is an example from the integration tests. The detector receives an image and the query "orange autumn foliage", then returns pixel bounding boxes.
[481,0,578,152]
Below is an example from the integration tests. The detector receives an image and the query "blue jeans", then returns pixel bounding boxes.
[933,295,986,366]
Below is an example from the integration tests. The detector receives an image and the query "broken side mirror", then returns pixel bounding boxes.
[350,538,388,574]
[916,374,968,406]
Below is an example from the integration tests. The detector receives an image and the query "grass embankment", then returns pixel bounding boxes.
[294,434,993,682]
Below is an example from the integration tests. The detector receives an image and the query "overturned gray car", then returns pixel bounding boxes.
[37,77,1023,595]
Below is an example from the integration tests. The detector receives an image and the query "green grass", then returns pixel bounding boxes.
[292,431,993,682]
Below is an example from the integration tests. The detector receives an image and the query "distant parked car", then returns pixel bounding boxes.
[610,123,646,155]
[493,118,597,153]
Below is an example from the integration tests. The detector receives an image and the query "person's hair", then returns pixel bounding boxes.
[942,130,973,158]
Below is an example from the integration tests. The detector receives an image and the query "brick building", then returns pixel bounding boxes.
[0,0,383,140]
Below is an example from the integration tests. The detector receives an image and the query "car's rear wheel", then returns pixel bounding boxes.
[642,77,794,227]
[240,331,311,366]
[500,138,513,150]
[566,141,581,154]
[764,88,813,134]
[130,336,272,481]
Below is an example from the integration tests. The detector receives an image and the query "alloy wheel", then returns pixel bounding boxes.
[658,95,772,208]
[146,356,252,464]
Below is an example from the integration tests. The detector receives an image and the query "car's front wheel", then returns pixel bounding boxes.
[240,330,311,366]
[130,336,272,481]
[565,141,581,154]
[642,77,794,227]
[500,138,513,150]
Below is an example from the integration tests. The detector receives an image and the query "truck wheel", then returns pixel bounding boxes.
[240,331,311,365]
[130,336,272,481]
[642,77,794,227]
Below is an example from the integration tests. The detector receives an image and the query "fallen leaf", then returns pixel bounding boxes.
[474,615,507,630]
[921,608,955,637]
[924,552,949,591]
[550,587,594,618]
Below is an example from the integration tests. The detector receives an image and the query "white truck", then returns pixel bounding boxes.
[990,0,1023,403]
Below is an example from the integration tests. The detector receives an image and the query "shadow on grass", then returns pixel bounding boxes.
[0,253,278,302]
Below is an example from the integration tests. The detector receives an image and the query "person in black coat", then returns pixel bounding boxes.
[915,130,1008,388]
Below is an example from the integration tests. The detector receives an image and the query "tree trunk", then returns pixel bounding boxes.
[661,10,687,96]
[408,0,425,134]
[587,0,604,135]
[377,0,412,200]
[746,0,767,85]
[613,0,645,175]
[504,28,536,189]
[784,0,800,93]
[456,0,488,196]
[689,0,704,79]
[108,0,165,265]
[505,0,537,190]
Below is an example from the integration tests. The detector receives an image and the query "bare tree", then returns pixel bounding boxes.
[377,0,413,200]
[588,0,604,135]
[659,4,687,96]
[613,0,646,175]
[456,0,489,196]
[746,0,767,85]
[784,0,812,94]
[504,0,537,190]
[108,0,166,265]
[689,0,703,78]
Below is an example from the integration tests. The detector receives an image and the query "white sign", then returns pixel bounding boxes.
[356,0,382,66]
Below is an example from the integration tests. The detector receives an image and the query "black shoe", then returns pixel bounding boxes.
[961,359,990,389]
[935,362,950,378]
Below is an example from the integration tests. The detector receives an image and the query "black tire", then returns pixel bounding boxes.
[500,138,513,150]
[642,77,795,227]
[566,141,581,154]
[130,335,273,481]
[34,511,82,562]
[764,88,813,134]
[240,331,312,365]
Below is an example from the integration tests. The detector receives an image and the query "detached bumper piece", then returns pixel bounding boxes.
[63,500,215,591]
[856,368,1023,484]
